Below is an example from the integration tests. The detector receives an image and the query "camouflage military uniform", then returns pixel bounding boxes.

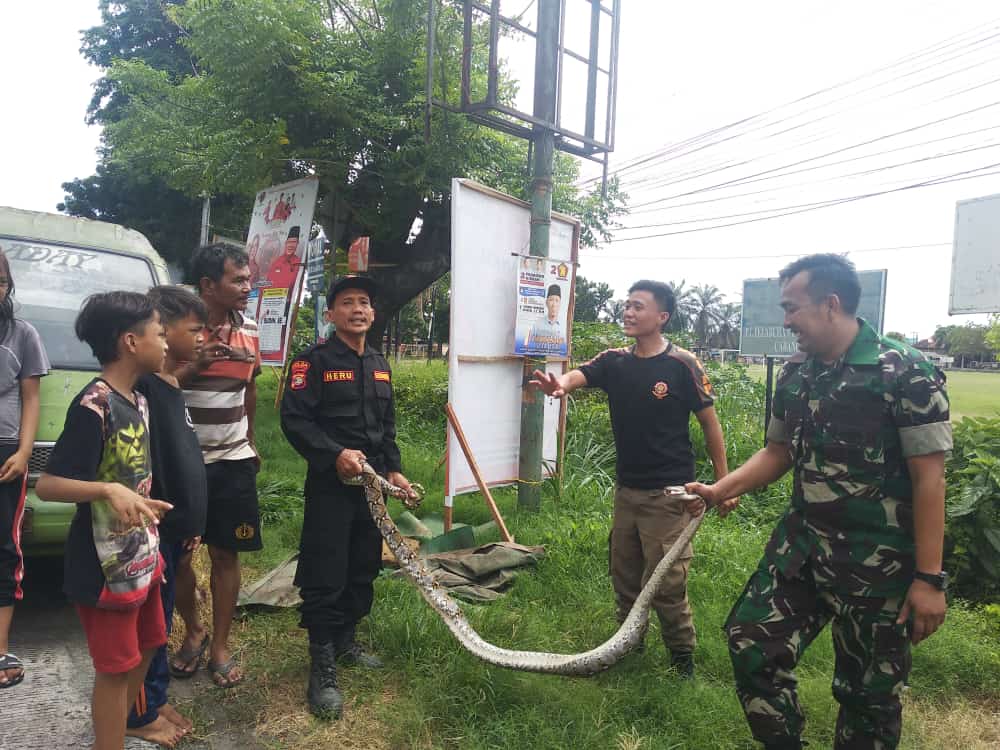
[725,319,952,749]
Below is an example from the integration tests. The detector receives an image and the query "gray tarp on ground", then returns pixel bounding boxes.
[238,542,546,608]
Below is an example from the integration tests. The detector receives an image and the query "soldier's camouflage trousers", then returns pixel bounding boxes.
[725,558,911,749]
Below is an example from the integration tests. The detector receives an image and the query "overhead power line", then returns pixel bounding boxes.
[578,17,1000,187]
[626,100,1000,211]
[616,141,1000,230]
[619,66,1000,196]
[615,38,1000,193]
[626,122,1000,215]
[579,243,951,262]
[607,162,1000,242]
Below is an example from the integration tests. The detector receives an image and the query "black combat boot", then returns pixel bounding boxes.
[334,623,384,669]
[762,740,804,750]
[669,650,695,679]
[307,642,344,720]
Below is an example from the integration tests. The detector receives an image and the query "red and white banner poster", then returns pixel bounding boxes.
[243,176,319,367]
[348,236,370,272]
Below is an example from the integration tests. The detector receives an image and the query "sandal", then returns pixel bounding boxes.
[0,653,24,689]
[208,658,244,689]
[169,634,209,679]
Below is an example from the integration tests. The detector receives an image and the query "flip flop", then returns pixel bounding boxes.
[169,635,209,679]
[208,658,244,689]
[0,653,24,689]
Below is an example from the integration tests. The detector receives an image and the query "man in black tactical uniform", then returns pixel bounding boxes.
[280,275,418,720]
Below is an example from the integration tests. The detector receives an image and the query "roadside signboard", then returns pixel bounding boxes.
[740,269,888,357]
[950,193,1000,314]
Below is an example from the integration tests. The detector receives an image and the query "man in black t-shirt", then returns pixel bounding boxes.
[531,279,736,677]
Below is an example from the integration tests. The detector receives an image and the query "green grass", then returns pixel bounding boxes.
[228,363,1000,750]
[746,365,999,420]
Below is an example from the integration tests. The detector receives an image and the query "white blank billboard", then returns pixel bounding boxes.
[446,179,579,504]
[950,193,1000,315]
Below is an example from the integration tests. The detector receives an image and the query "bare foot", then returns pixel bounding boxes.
[159,703,193,733]
[126,715,185,748]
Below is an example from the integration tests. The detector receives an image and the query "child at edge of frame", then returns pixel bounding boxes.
[0,246,50,690]
[36,291,173,750]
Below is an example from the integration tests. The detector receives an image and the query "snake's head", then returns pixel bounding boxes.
[388,482,425,511]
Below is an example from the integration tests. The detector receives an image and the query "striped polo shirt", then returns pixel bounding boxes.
[183,311,261,464]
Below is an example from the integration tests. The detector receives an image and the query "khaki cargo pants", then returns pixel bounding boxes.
[610,484,696,653]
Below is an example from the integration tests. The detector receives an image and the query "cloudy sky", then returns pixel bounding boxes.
[1,1,996,338]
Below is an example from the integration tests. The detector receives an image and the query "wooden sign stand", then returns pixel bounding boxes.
[444,403,514,543]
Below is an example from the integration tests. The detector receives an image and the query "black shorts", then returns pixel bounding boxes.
[202,458,262,552]
[0,444,27,606]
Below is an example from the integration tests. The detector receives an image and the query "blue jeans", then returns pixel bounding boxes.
[127,540,182,728]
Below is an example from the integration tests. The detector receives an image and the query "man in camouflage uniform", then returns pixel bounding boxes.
[687,254,951,750]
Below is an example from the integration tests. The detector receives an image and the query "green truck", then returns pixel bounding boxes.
[0,207,171,555]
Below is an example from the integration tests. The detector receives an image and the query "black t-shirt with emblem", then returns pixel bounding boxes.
[136,373,208,543]
[578,343,714,488]
[280,335,401,478]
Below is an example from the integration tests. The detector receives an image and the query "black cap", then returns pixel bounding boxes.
[327,275,377,307]
[287,225,300,239]
[547,284,561,297]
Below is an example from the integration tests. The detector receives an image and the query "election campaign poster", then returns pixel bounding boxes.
[513,255,572,357]
[243,176,319,366]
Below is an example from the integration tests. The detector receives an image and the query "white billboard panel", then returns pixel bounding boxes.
[950,193,1000,314]
[447,179,578,503]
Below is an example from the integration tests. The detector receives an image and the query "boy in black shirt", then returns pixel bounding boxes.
[37,292,173,750]
[531,280,736,677]
[125,286,211,746]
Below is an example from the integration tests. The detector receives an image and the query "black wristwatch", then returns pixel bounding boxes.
[913,570,949,591]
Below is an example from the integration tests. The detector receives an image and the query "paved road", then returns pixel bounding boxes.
[3,558,258,750]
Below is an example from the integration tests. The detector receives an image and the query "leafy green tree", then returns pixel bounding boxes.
[665,280,696,333]
[986,314,1000,355]
[97,0,626,344]
[60,1,247,262]
[933,324,961,351]
[605,299,626,325]
[690,283,725,346]
[573,275,615,322]
[711,302,742,349]
[948,324,991,363]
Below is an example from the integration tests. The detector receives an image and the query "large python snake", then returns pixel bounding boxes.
[345,463,705,677]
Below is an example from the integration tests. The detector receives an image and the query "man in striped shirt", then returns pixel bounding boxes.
[172,243,261,689]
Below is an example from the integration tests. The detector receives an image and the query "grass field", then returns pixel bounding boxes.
[183,363,1000,750]
[745,365,999,420]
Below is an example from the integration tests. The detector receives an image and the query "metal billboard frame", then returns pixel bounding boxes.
[428,0,621,167]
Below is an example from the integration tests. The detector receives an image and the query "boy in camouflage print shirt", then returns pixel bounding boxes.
[687,254,951,750]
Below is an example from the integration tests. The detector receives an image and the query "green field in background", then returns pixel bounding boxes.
[745,365,998,420]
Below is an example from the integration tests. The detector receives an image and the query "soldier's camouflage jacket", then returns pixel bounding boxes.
[764,318,952,598]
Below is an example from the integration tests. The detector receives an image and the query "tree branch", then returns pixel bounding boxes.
[328,0,372,50]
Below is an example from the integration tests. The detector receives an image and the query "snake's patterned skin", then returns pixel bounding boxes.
[346,463,704,676]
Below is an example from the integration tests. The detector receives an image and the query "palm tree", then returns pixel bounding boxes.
[665,280,697,333]
[712,302,742,349]
[691,284,725,347]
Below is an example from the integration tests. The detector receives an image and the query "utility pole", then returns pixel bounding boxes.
[518,0,560,511]
[199,194,211,246]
